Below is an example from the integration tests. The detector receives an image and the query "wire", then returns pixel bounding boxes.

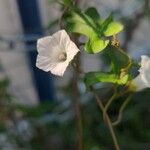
[0,34,42,52]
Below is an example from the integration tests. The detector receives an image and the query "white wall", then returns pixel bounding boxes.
[0,0,38,105]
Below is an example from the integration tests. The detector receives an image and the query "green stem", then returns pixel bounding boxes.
[59,1,84,149]
[72,54,83,150]
[112,94,132,126]
[103,88,117,121]
[91,87,120,150]
[59,6,69,29]
[115,88,130,99]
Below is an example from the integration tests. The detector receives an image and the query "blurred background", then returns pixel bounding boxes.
[0,0,150,149]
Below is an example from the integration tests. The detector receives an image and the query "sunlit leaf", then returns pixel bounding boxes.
[85,38,109,54]
[99,14,113,35]
[66,11,110,53]
[66,12,98,38]
[104,22,124,36]
[65,12,124,54]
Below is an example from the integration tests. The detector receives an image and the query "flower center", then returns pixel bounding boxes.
[58,52,67,62]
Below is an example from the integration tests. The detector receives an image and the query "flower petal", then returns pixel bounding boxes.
[66,41,80,62]
[60,30,71,49]
[36,55,57,72]
[50,30,71,51]
[50,61,69,76]
[141,55,150,67]
[139,55,150,85]
[133,75,148,91]
[132,55,150,91]
[37,36,52,56]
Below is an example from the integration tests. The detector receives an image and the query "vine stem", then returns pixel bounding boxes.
[103,88,117,121]
[91,87,120,150]
[58,1,83,149]
[72,54,83,150]
[58,6,68,29]
[112,94,132,126]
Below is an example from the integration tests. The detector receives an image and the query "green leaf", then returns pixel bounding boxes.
[66,12,122,54]
[85,38,109,54]
[99,14,113,35]
[85,7,100,21]
[104,22,124,36]
[98,14,123,36]
[51,0,72,5]
[66,12,110,53]
[107,46,131,74]
[63,0,72,5]
[66,12,98,38]
[84,72,129,89]
[91,39,109,53]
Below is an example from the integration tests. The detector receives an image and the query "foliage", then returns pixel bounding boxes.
[65,8,124,54]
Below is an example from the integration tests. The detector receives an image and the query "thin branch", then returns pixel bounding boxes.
[112,94,132,126]
[59,6,69,29]
[115,88,129,99]
[91,87,120,150]
[72,53,83,150]
[59,1,83,149]
[58,0,82,29]
[103,88,117,121]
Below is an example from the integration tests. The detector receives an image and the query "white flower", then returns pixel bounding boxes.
[132,55,150,91]
[36,30,79,76]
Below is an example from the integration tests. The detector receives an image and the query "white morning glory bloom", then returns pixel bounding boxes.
[132,55,150,91]
[36,30,79,76]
